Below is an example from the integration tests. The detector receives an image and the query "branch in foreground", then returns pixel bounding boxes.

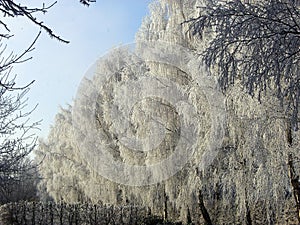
[188,0,300,129]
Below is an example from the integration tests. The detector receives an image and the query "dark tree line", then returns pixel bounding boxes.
[189,0,300,129]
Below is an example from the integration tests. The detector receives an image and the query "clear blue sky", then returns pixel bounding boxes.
[5,0,151,138]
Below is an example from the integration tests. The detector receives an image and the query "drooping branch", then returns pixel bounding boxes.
[188,0,300,129]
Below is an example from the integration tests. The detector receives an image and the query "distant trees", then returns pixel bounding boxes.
[0,0,95,203]
[189,0,300,129]
[0,160,39,204]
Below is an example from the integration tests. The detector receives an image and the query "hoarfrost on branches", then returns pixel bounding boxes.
[37,0,300,224]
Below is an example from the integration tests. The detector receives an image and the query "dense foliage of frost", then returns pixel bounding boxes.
[36,0,300,224]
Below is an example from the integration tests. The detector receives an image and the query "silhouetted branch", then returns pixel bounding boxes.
[80,0,96,6]
[198,190,213,225]
[0,0,69,43]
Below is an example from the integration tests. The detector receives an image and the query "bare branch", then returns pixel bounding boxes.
[80,0,96,7]
[0,0,70,43]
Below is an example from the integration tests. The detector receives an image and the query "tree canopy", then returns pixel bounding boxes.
[189,0,300,129]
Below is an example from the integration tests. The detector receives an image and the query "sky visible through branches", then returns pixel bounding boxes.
[3,0,150,138]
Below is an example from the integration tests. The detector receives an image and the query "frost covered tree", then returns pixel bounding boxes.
[0,37,40,203]
[37,0,300,224]
[189,0,300,129]
[36,105,123,204]
[36,107,87,203]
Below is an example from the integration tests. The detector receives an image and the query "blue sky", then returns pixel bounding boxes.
[5,0,151,138]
